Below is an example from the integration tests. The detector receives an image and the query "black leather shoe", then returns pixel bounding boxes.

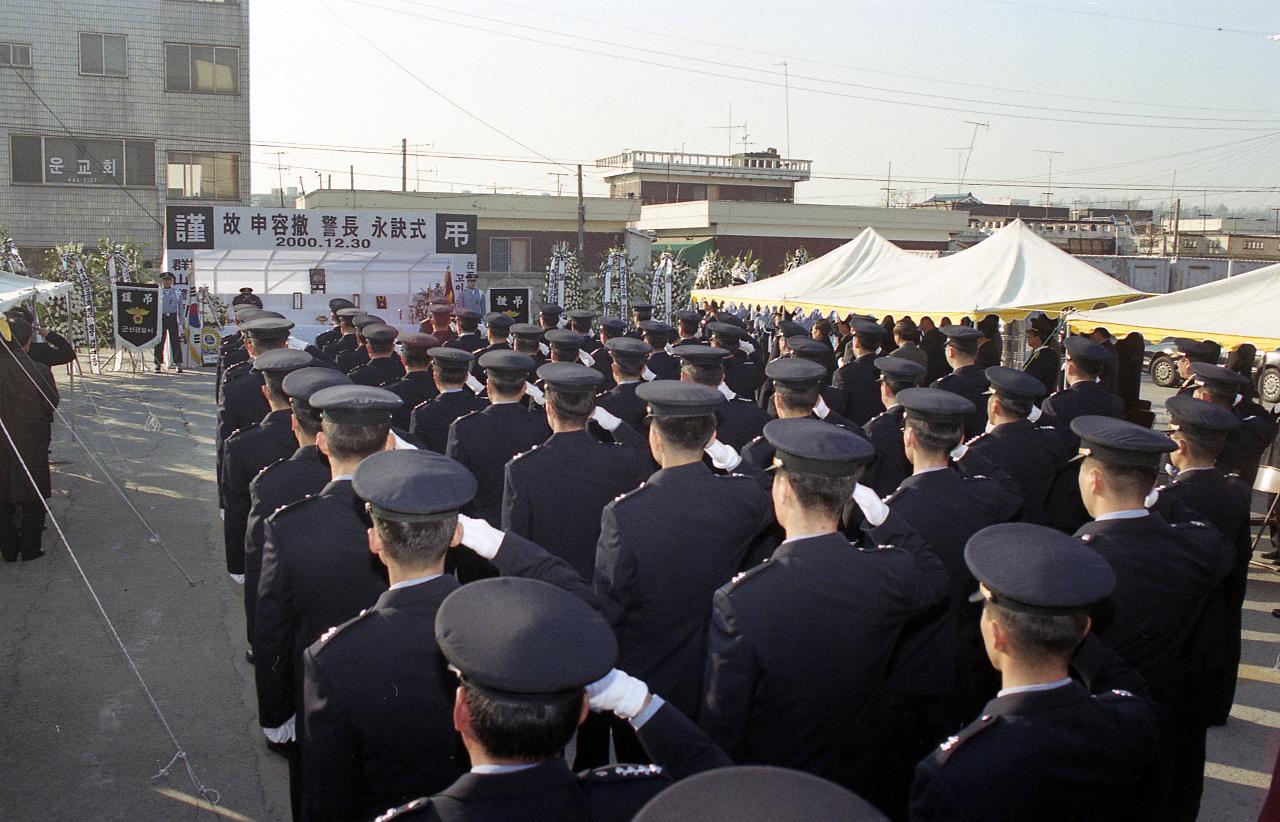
[19,550,45,561]
[1261,549,1279,561]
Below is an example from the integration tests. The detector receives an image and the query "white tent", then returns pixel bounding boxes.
[1068,261,1280,349]
[0,271,75,313]
[693,220,1145,320]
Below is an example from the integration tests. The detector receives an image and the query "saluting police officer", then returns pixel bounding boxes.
[783,336,849,418]
[626,302,654,339]
[1189,361,1277,486]
[408,348,486,455]
[508,323,546,367]
[301,449,597,822]
[739,359,859,482]
[671,309,707,347]
[833,319,886,426]
[348,324,407,387]
[1039,336,1123,431]
[595,337,652,430]
[384,332,442,431]
[638,321,679,380]
[930,325,989,438]
[315,298,355,352]
[470,313,514,380]
[566,309,602,352]
[860,357,926,497]
[672,344,768,450]
[588,317,627,388]
[1168,338,1217,397]
[909,523,1159,822]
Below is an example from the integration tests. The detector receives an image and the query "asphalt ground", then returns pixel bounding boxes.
[0,367,1275,820]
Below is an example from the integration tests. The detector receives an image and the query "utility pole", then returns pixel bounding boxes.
[401,138,408,192]
[881,161,894,208]
[947,147,967,195]
[549,172,568,196]
[1272,206,1280,235]
[350,165,355,191]
[271,151,287,207]
[958,121,989,196]
[1172,197,1182,255]
[576,164,586,257]
[1034,149,1063,214]
[774,61,791,157]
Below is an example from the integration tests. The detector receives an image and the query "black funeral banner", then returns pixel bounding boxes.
[113,283,163,351]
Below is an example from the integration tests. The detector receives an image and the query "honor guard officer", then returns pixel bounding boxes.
[537,302,563,331]
[1170,338,1218,396]
[638,321,679,380]
[375,576,735,822]
[503,362,645,581]
[701,419,948,798]
[349,324,407,387]
[384,333,442,431]
[217,317,295,497]
[673,344,768,450]
[409,348,486,454]
[1022,322,1060,395]
[470,313,514,379]
[834,319,887,426]
[233,286,264,308]
[324,307,365,359]
[860,357,926,497]
[1039,336,1123,432]
[1153,396,1252,727]
[595,337,653,429]
[707,323,764,400]
[302,450,597,822]
[315,298,355,352]
[460,272,485,316]
[965,367,1073,525]
[508,323,546,365]
[594,382,773,763]
[254,385,401,816]
[931,325,989,438]
[635,766,886,822]
[1070,415,1234,820]
[244,367,351,652]
[446,310,485,353]
[739,358,859,482]
[221,349,316,582]
[1190,361,1277,486]
[785,336,848,417]
[566,309,602,352]
[909,523,1159,822]
[627,302,654,338]
[671,309,706,346]
[337,314,388,374]
[446,350,550,526]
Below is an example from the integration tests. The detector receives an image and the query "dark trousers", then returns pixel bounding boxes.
[0,502,47,561]
[154,314,183,366]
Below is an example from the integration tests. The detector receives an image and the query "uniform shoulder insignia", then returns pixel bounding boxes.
[933,714,999,765]
[1098,688,1136,699]
[252,456,289,483]
[964,432,987,446]
[1080,533,1093,542]
[373,797,430,822]
[611,482,651,506]
[582,763,665,782]
[227,422,261,441]
[1171,520,1211,529]
[319,624,341,643]
[269,493,319,521]
[454,408,485,426]
[1226,473,1240,480]
[509,444,540,463]
[726,559,773,590]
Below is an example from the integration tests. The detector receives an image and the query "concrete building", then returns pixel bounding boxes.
[1,0,250,272]
[596,148,811,205]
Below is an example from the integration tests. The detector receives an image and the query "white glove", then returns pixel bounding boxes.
[739,339,756,356]
[525,382,546,406]
[465,373,485,395]
[229,573,245,585]
[578,349,596,367]
[539,342,550,356]
[457,513,504,560]
[263,715,296,744]
[392,432,418,450]
[717,382,736,401]
[813,394,830,420]
[1144,488,1160,509]
[586,669,650,719]
[852,483,889,527]
[219,509,225,521]
[1027,404,1043,423]
[664,343,675,355]
[704,439,742,471]
[591,406,622,432]
[641,367,657,382]
[949,443,969,462]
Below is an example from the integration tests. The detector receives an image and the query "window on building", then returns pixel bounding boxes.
[0,43,32,68]
[488,238,530,273]
[79,33,126,76]
[1181,238,1199,250]
[165,43,239,94]
[166,151,240,199]
[1244,240,1266,251]
[10,134,154,186]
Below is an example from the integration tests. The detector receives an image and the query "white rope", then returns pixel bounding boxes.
[0,401,220,806]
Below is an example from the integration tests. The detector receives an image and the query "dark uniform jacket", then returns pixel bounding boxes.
[1022,345,1060,395]
[700,524,949,792]
[589,347,616,389]
[26,330,76,368]
[0,350,58,505]
[595,381,647,431]
[220,409,298,575]
[1220,402,1277,486]
[964,419,1074,525]
[336,346,370,374]
[386,372,440,431]
[445,331,485,353]
[833,352,884,425]
[862,405,910,498]
[446,402,552,526]
[410,390,488,455]
[323,332,359,359]
[254,479,389,729]
[595,462,773,718]
[715,395,770,450]
[314,326,342,352]
[723,349,764,399]
[503,428,645,581]
[921,328,950,384]
[1040,379,1124,433]
[217,370,268,482]
[244,445,329,644]
[931,365,989,438]
[349,355,407,387]
[470,341,511,380]
[910,676,1158,822]
[301,531,596,822]
[647,350,680,381]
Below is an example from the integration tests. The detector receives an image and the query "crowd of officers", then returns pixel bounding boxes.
[212,295,1276,822]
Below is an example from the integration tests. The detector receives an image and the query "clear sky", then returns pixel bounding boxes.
[250,0,1280,216]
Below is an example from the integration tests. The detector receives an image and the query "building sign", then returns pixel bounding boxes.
[166,206,477,252]
[112,283,163,351]
[9,135,155,187]
[487,288,532,324]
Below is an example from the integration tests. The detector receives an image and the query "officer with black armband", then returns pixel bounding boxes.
[930,325,989,438]
[300,448,599,822]
[909,522,1159,822]
[373,576,734,821]
[409,348,487,455]
[672,344,768,450]
[860,356,926,497]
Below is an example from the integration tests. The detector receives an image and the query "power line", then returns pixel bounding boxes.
[975,0,1277,37]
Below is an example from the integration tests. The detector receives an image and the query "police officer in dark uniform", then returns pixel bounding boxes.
[626,302,654,339]
[671,309,706,347]
[701,419,948,797]
[784,336,848,418]
[445,309,485,353]
[221,308,278,378]
[315,298,355,352]
[965,367,1073,525]
[639,321,679,380]
[930,325,989,438]
[409,348,487,454]
[1039,337,1123,432]
[1022,323,1059,395]
[221,349,314,582]
[672,344,767,450]
[833,319,886,426]
[595,337,652,429]
[336,314,388,374]
[567,309,602,352]
[374,576,734,822]
[232,286,263,308]
[385,332,442,431]
[348,324,407,387]
[323,307,365,360]
[543,328,588,368]
[244,367,350,653]
[1071,416,1234,820]
[446,350,550,526]
[910,523,1159,822]
[470,313,514,381]
[301,449,599,822]
[708,323,763,400]
[860,357,926,497]
[589,317,626,388]
[508,323,546,366]
[217,318,295,492]
[739,359,860,482]
[1170,338,1217,397]
[537,302,563,332]
[1189,361,1277,486]
[254,385,401,818]
[634,765,886,822]
[596,382,773,763]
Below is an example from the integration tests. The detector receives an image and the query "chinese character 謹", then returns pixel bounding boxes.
[223,213,241,235]
[178,213,208,243]
[121,291,133,303]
